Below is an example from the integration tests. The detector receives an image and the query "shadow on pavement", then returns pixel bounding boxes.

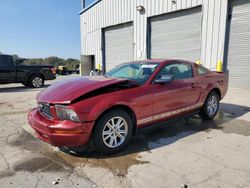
[6,102,249,177]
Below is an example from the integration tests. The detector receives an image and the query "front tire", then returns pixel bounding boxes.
[93,109,133,155]
[29,75,44,88]
[199,91,219,120]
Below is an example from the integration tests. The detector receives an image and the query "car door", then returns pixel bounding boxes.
[0,55,15,82]
[151,62,201,119]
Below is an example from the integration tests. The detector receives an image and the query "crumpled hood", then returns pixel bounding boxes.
[37,76,128,104]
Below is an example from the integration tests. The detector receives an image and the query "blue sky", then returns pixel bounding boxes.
[0,0,94,59]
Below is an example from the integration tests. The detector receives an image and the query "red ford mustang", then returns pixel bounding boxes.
[28,59,228,154]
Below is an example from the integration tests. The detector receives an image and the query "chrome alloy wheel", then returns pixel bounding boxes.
[102,117,128,148]
[207,95,218,116]
[32,77,43,88]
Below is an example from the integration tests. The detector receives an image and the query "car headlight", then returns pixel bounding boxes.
[55,105,80,122]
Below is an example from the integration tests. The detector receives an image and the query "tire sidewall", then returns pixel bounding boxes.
[30,75,44,88]
[204,91,219,119]
[93,109,133,155]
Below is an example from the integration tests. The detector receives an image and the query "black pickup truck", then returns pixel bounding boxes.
[0,54,56,88]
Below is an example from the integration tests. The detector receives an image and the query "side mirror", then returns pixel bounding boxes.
[155,74,174,84]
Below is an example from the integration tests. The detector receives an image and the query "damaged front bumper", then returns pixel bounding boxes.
[28,108,94,147]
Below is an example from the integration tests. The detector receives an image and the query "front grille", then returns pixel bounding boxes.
[38,103,53,119]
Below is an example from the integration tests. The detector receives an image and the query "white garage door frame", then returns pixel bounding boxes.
[102,22,134,73]
[224,0,250,88]
[147,6,202,62]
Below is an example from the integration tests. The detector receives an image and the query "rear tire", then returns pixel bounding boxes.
[92,109,133,155]
[199,91,219,120]
[29,75,44,88]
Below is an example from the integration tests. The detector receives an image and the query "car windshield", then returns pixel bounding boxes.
[105,62,159,85]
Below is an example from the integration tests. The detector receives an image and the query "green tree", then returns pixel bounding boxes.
[43,56,59,67]
[6,54,80,69]
[65,58,80,70]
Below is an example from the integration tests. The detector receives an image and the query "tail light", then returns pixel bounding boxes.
[51,68,56,74]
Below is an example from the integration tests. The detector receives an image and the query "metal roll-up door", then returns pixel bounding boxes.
[226,0,250,88]
[104,23,134,72]
[149,6,202,62]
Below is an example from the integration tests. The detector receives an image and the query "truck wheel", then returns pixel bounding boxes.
[29,75,44,88]
[199,91,219,120]
[93,109,133,155]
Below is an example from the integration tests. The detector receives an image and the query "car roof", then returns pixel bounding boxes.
[131,59,195,65]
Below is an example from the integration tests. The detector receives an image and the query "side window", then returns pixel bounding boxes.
[197,66,208,75]
[157,63,193,80]
[0,56,14,68]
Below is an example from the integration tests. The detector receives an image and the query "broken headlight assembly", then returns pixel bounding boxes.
[55,105,80,122]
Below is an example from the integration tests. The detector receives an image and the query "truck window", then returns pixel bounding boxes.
[0,55,14,68]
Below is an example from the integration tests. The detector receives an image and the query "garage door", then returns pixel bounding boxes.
[226,0,250,88]
[149,7,202,62]
[104,23,134,72]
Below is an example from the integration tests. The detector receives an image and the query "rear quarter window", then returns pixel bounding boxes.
[197,66,209,75]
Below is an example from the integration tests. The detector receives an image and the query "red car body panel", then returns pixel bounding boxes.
[37,76,129,104]
[28,108,94,147]
[28,60,228,147]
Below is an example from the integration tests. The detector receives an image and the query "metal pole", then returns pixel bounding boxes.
[81,0,85,9]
